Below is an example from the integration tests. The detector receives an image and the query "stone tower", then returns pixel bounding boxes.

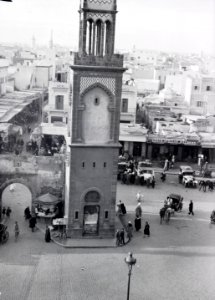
[67,0,125,238]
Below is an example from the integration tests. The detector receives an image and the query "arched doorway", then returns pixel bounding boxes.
[1,182,32,237]
[2,183,32,219]
[0,178,35,221]
[83,190,101,236]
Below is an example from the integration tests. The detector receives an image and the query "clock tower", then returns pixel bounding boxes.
[67,0,125,238]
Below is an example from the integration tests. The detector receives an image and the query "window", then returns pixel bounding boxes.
[105,211,109,219]
[55,95,64,110]
[94,97,99,105]
[51,116,63,123]
[75,211,79,220]
[121,98,128,113]
[82,162,85,168]
[104,162,107,168]
[194,85,198,90]
[93,162,96,168]
[196,101,204,107]
[56,72,67,83]
[206,86,211,91]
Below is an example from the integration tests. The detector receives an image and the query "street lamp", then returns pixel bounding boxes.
[124,252,136,300]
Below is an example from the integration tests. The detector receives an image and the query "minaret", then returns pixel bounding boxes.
[67,0,125,238]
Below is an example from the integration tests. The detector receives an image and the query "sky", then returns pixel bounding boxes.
[0,0,214,54]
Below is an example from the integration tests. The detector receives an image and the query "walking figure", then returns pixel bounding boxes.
[188,200,194,215]
[119,228,125,245]
[6,207,12,218]
[116,230,121,246]
[14,221,19,242]
[143,221,150,237]
[29,214,37,232]
[2,207,6,218]
[127,221,133,241]
[45,226,51,243]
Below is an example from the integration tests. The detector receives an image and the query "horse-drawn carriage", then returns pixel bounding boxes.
[0,223,9,244]
[159,194,183,224]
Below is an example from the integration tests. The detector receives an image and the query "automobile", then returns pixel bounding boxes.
[137,165,155,185]
[167,193,183,212]
[117,159,128,180]
[182,175,198,188]
[178,165,195,183]
[137,160,153,169]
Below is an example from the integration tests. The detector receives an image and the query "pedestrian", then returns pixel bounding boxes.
[14,221,19,241]
[119,228,125,245]
[45,226,51,243]
[116,203,123,217]
[171,155,175,168]
[136,191,143,203]
[143,221,150,238]
[116,229,121,246]
[135,202,142,218]
[188,200,194,215]
[6,207,12,218]
[9,184,15,192]
[127,221,133,241]
[134,217,141,231]
[24,206,31,220]
[119,200,127,215]
[29,214,37,232]
[2,207,6,218]
[159,207,166,224]
[151,176,155,189]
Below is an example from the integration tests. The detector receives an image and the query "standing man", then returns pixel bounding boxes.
[2,207,6,219]
[14,221,20,242]
[29,214,37,232]
[6,207,12,218]
[119,228,125,245]
[118,200,127,215]
[188,200,194,216]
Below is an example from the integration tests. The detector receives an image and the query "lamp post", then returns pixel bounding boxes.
[124,252,136,300]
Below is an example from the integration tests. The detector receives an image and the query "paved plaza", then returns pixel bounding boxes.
[0,176,215,299]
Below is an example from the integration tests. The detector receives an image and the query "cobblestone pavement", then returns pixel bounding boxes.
[0,178,215,299]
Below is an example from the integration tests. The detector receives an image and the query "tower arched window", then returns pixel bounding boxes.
[86,19,93,55]
[95,20,103,56]
[104,21,112,56]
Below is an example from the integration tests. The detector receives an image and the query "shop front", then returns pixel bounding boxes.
[147,134,200,162]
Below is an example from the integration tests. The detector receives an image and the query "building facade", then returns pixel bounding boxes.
[185,75,215,115]
[67,0,125,238]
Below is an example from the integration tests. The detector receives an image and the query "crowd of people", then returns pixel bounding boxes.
[115,200,151,246]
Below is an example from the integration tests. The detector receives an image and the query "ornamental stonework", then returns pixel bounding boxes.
[86,12,112,23]
[80,76,116,95]
[88,0,112,4]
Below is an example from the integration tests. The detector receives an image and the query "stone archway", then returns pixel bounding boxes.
[0,178,36,221]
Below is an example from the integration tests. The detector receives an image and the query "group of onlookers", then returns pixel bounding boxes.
[116,200,150,246]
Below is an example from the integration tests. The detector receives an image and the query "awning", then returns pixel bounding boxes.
[35,193,60,205]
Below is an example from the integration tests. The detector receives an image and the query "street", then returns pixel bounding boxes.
[0,175,215,300]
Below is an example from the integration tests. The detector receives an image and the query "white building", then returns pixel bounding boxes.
[185,74,215,115]
[0,59,9,96]
[43,66,71,128]
[120,80,137,124]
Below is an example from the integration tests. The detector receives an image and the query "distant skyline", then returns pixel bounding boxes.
[0,0,214,54]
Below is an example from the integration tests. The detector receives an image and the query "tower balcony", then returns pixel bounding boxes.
[73,53,124,68]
